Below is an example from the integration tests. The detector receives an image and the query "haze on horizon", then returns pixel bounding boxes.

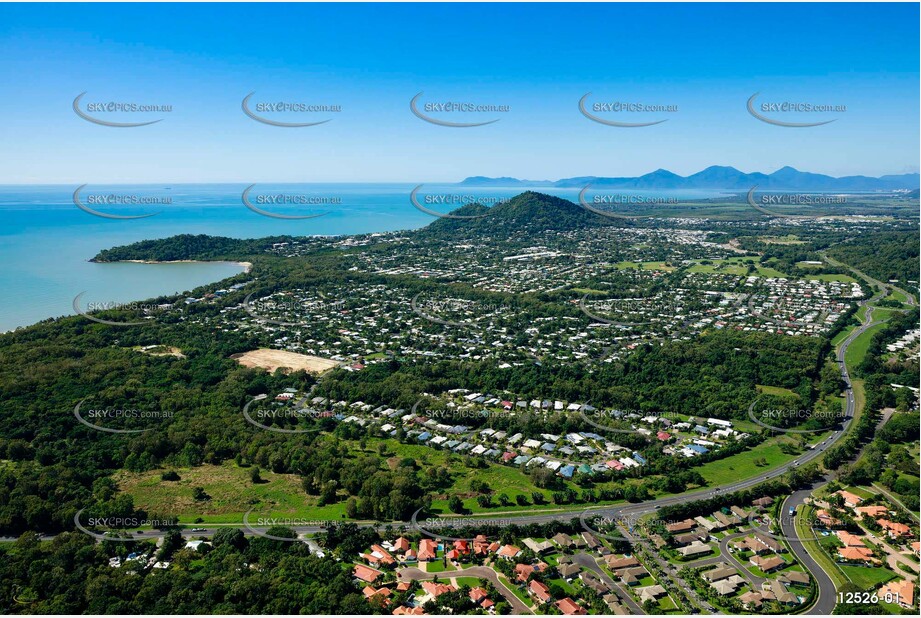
[0,3,918,184]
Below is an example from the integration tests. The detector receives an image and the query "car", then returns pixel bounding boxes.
[191,528,206,532]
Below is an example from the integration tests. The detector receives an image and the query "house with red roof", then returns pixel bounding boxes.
[528,580,551,604]
[393,537,411,552]
[877,519,912,538]
[835,490,864,508]
[496,544,521,559]
[418,539,438,562]
[556,597,587,615]
[353,564,384,583]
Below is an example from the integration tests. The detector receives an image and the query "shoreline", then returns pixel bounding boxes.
[111,259,252,274]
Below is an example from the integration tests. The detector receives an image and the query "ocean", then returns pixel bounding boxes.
[0,184,721,332]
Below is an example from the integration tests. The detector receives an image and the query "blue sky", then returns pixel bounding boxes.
[0,3,917,183]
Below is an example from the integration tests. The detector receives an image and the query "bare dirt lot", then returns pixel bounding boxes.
[231,348,340,374]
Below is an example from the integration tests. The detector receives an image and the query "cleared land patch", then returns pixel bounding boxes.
[232,348,340,374]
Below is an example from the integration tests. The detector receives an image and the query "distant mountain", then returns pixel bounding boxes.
[457,176,554,187]
[459,166,920,191]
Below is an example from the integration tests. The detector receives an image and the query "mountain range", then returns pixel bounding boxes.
[458,166,920,191]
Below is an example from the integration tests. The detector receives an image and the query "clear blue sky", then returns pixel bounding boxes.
[0,3,917,183]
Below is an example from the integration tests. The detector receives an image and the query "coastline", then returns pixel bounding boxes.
[115,259,253,274]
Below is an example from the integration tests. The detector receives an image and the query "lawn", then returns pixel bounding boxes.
[454,576,482,588]
[425,560,455,573]
[694,439,800,487]
[839,565,897,590]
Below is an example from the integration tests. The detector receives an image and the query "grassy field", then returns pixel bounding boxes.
[759,235,805,245]
[453,576,481,587]
[839,565,897,590]
[845,323,887,368]
[803,273,857,283]
[695,439,801,486]
[113,463,343,524]
[613,261,677,272]
[756,384,798,397]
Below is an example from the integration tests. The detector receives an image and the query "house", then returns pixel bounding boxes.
[418,539,438,561]
[752,496,774,508]
[815,509,842,527]
[580,571,609,594]
[678,541,712,558]
[555,597,587,615]
[552,532,575,548]
[835,490,864,508]
[855,505,889,518]
[750,555,786,573]
[496,544,521,559]
[603,593,629,614]
[393,537,411,553]
[665,519,696,533]
[419,581,456,600]
[363,585,392,602]
[353,564,384,583]
[836,530,866,548]
[702,565,737,583]
[528,579,552,604]
[470,586,489,605]
[558,563,581,581]
[522,538,554,554]
[777,571,810,587]
[837,546,879,565]
[674,531,706,546]
[877,519,912,538]
[581,531,601,550]
[515,563,536,582]
[711,580,738,596]
[637,585,667,604]
[618,566,648,586]
[694,515,723,532]
[879,579,915,609]
[605,555,640,570]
